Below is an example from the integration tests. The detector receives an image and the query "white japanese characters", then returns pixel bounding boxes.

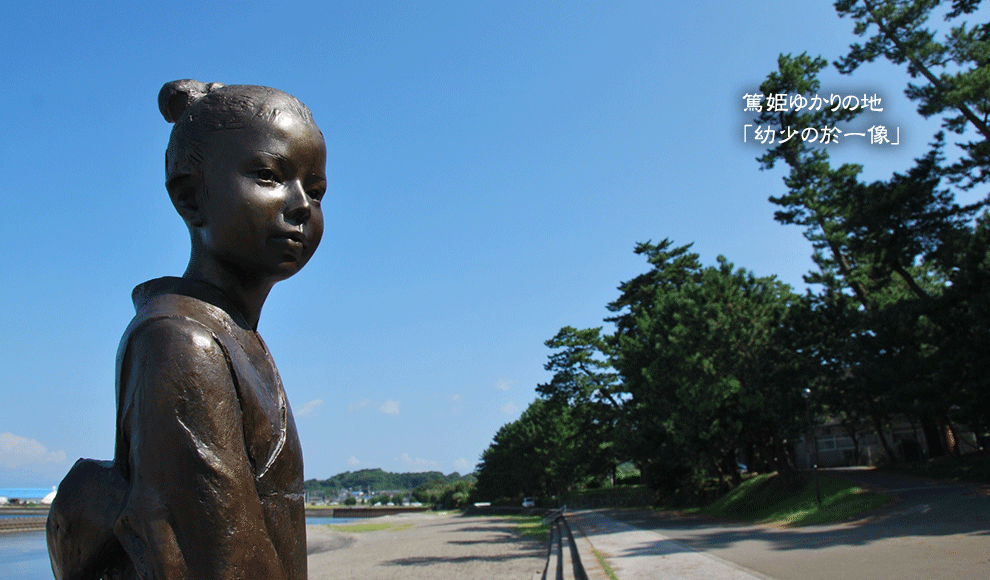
[742,91,898,146]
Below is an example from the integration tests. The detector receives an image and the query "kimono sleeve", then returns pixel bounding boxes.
[113,316,287,580]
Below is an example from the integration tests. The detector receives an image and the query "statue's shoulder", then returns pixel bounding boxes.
[118,278,241,363]
[116,283,240,401]
[113,288,249,454]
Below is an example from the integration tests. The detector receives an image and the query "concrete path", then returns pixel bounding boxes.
[570,511,772,580]
[580,468,990,580]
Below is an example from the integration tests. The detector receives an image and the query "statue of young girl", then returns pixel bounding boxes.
[47,80,326,580]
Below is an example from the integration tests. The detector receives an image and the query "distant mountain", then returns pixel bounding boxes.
[304,468,468,493]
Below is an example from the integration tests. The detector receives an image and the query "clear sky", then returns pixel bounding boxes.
[0,1,950,487]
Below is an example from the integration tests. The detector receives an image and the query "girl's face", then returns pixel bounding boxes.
[196,110,326,284]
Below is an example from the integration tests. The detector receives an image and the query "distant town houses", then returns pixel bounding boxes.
[303,487,421,507]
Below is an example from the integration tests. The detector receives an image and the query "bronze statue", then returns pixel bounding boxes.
[47,80,326,580]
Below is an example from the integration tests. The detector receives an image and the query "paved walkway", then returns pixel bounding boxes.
[570,468,990,580]
[307,512,545,579]
[569,511,772,580]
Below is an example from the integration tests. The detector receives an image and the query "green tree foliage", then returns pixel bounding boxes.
[473,394,601,503]
[607,241,809,491]
[751,1,990,456]
[835,0,990,188]
[305,468,467,496]
[412,478,475,508]
[473,398,584,502]
[475,241,815,501]
[441,480,474,508]
[471,1,990,502]
[537,326,624,485]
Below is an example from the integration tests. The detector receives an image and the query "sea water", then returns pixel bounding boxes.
[1,530,49,580]
[1,517,356,579]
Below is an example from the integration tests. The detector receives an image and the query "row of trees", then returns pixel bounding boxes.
[755,0,990,457]
[304,468,477,509]
[473,0,990,503]
[304,468,467,496]
[474,247,813,501]
[411,478,475,508]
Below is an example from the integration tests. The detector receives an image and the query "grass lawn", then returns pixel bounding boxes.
[501,514,551,542]
[694,472,890,526]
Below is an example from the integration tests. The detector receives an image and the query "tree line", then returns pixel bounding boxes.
[304,468,466,495]
[305,468,477,508]
[473,0,990,504]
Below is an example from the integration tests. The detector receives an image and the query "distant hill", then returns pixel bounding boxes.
[304,468,468,494]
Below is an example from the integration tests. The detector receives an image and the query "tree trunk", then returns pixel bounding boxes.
[870,406,898,464]
[841,417,862,466]
[922,415,946,458]
[943,416,960,456]
[762,437,798,489]
[725,449,742,486]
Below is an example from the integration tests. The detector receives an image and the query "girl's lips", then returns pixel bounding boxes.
[273,231,308,248]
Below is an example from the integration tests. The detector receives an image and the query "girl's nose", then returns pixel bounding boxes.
[285,181,312,224]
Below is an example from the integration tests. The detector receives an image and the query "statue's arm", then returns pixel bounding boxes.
[114,317,286,580]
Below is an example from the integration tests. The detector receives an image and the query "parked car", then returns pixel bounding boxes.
[522,497,535,508]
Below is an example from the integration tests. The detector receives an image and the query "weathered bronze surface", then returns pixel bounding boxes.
[47,80,326,580]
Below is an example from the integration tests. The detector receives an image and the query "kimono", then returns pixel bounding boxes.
[47,277,307,580]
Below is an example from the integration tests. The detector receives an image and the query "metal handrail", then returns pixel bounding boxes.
[561,516,588,580]
[538,507,587,580]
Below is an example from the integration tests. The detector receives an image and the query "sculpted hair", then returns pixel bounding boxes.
[159,79,316,186]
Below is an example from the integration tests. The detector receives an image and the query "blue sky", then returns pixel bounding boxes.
[0,1,952,487]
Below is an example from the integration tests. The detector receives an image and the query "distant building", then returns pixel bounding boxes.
[795,418,980,468]
[0,487,58,504]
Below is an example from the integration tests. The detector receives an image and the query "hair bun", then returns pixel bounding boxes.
[158,79,226,123]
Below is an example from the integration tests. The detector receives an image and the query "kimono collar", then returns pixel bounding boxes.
[131,277,252,330]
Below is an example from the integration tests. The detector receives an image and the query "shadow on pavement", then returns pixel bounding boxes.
[602,468,990,554]
[383,550,543,567]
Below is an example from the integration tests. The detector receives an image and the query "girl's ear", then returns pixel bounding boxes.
[167,173,205,227]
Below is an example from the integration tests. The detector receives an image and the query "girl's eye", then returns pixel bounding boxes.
[256,168,276,182]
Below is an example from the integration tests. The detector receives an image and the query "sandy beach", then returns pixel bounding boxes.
[307,512,546,580]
